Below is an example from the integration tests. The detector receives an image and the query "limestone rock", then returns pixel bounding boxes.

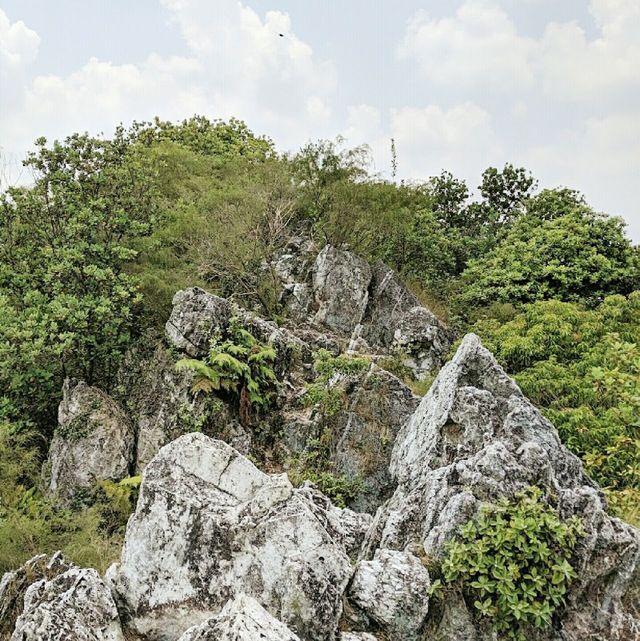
[359,261,419,348]
[0,552,72,640]
[10,567,125,641]
[340,634,378,641]
[177,594,300,641]
[364,333,640,640]
[165,288,231,357]
[47,380,134,499]
[391,306,452,379]
[311,245,372,335]
[348,549,430,641]
[106,433,359,641]
[115,342,247,472]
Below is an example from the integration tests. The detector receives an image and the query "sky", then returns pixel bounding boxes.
[0,0,638,240]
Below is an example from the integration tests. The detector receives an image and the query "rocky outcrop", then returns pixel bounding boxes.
[348,549,431,641]
[177,594,301,641]
[311,245,372,335]
[0,552,72,640]
[10,567,125,641]
[106,433,371,641]
[363,333,640,641]
[165,288,231,357]
[284,365,420,514]
[270,241,452,378]
[47,380,134,499]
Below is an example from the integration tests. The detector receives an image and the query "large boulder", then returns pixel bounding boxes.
[0,552,72,640]
[10,567,125,641]
[177,594,300,641]
[364,333,640,640]
[47,380,134,499]
[106,433,369,641]
[311,245,372,336]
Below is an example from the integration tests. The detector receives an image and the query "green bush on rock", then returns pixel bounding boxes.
[431,487,583,641]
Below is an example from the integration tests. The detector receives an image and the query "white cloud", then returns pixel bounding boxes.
[0,1,335,159]
[398,1,535,90]
[390,103,502,181]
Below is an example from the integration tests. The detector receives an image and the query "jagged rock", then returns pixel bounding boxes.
[0,552,72,640]
[106,433,366,641]
[283,365,419,514]
[340,634,378,641]
[348,549,431,641]
[364,333,640,640]
[391,306,452,379]
[165,287,231,357]
[10,567,125,641]
[177,594,300,641]
[47,380,134,499]
[311,245,372,335]
[359,261,419,348]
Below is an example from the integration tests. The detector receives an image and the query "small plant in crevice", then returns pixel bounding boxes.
[429,487,584,641]
[287,430,362,508]
[176,319,278,426]
[300,349,370,417]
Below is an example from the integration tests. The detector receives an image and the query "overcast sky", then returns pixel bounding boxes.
[1,0,638,240]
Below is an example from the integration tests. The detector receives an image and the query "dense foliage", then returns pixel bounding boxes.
[433,487,583,641]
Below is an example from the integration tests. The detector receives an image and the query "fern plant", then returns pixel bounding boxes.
[176,319,277,425]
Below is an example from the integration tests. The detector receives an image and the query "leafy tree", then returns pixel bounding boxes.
[471,293,640,509]
[479,163,537,225]
[0,132,158,433]
[130,115,274,161]
[456,206,639,313]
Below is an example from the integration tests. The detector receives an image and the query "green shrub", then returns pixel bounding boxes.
[176,319,278,426]
[431,487,583,641]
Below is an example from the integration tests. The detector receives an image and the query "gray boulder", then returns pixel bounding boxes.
[348,549,431,641]
[177,594,300,641]
[106,433,368,641]
[10,567,125,641]
[47,380,134,499]
[364,333,640,640]
[311,245,372,335]
[165,288,231,357]
[359,261,419,348]
[391,306,452,379]
[0,552,72,640]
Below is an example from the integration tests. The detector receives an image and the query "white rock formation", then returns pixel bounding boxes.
[363,333,640,641]
[348,549,431,641]
[47,379,134,499]
[10,568,125,641]
[106,433,370,641]
[177,594,300,641]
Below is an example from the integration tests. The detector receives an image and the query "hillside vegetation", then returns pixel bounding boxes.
[0,116,638,572]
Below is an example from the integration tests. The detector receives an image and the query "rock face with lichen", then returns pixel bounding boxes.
[361,333,640,641]
[10,567,125,641]
[105,433,369,641]
[46,379,134,500]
